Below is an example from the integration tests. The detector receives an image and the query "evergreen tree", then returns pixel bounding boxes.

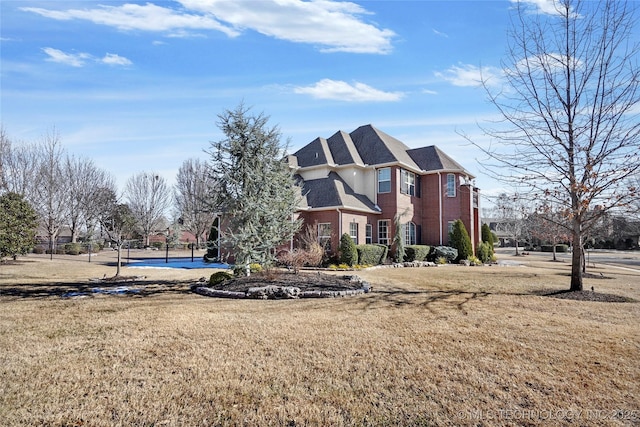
[208,103,302,273]
[481,223,495,256]
[449,219,473,262]
[0,192,38,260]
[339,233,358,266]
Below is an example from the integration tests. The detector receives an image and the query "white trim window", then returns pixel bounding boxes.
[404,222,416,245]
[378,220,390,245]
[349,222,358,244]
[318,223,332,250]
[401,169,416,196]
[446,173,456,197]
[365,224,372,244]
[377,167,391,193]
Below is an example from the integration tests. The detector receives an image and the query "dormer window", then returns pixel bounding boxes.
[377,168,391,193]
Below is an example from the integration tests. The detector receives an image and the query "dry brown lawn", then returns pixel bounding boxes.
[1,250,639,426]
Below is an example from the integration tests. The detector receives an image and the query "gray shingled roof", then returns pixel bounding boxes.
[292,124,472,176]
[407,145,472,176]
[293,137,334,167]
[299,171,380,213]
[349,124,421,170]
[326,130,365,166]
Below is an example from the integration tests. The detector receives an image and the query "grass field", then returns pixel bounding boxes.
[1,250,639,426]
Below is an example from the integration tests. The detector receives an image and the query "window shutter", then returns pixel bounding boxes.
[416,175,421,198]
[416,225,422,245]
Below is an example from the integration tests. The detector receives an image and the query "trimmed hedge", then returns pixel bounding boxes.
[356,244,388,265]
[541,244,569,253]
[404,245,431,262]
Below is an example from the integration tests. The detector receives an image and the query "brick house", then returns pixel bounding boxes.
[289,124,481,254]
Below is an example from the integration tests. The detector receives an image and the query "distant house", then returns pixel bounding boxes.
[288,124,481,254]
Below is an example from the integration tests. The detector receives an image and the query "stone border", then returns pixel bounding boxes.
[193,275,372,300]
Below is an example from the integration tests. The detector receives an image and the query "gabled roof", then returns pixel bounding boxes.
[298,171,380,214]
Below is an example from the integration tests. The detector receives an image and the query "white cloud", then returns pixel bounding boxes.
[22,1,395,54]
[21,3,238,36]
[101,53,133,66]
[42,47,91,67]
[432,28,448,38]
[294,79,403,102]
[510,0,576,17]
[434,64,502,88]
[42,48,132,67]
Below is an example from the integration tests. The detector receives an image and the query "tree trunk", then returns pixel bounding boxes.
[116,243,122,276]
[570,230,583,291]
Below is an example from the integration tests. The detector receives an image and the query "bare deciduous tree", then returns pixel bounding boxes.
[64,155,113,243]
[174,158,217,248]
[0,133,39,199]
[125,172,171,247]
[94,185,135,276]
[32,128,67,259]
[474,0,640,291]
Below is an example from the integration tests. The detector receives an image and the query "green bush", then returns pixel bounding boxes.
[64,243,83,255]
[209,271,233,286]
[339,233,358,266]
[449,219,473,262]
[356,244,388,265]
[404,245,431,262]
[476,241,492,263]
[428,246,458,263]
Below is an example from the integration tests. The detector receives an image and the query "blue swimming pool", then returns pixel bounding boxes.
[129,257,230,270]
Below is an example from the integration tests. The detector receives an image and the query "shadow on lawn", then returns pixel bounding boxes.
[358,287,493,314]
[0,278,196,300]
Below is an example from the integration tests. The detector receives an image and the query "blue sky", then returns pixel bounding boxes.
[2,0,562,203]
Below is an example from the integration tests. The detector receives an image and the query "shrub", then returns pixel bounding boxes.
[278,249,315,273]
[356,244,388,265]
[467,255,482,266]
[209,271,233,286]
[428,246,458,263]
[64,243,82,255]
[436,256,448,265]
[32,246,45,254]
[404,245,431,262]
[476,241,493,264]
[339,233,358,266]
[449,219,473,261]
[481,223,495,257]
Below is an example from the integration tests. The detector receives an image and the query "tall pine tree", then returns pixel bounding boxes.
[208,103,301,273]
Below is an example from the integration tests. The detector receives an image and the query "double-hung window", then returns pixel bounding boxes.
[349,222,358,244]
[318,223,332,250]
[365,224,372,244]
[378,220,390,245]
[377,168,391,193]
[401,169,416,196]
[446,173,456,197]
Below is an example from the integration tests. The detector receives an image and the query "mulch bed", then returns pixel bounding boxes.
[194,272,372,299]
[209,272,365,292]
[545,290,634,303]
